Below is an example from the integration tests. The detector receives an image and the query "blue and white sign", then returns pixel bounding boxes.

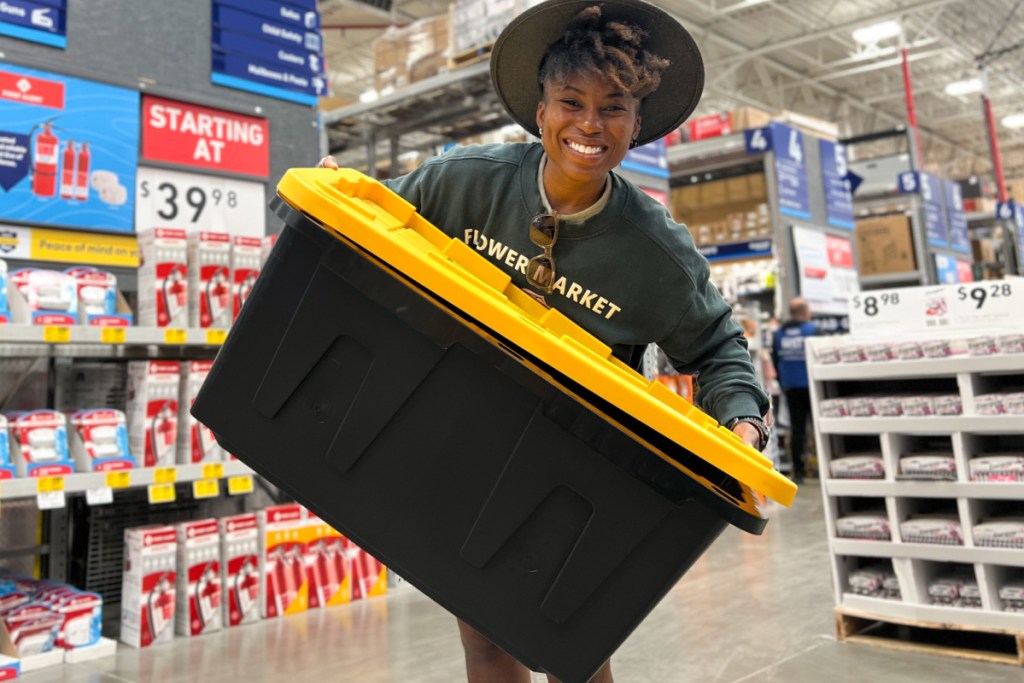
[944,180,970,253]
[744,127,771,155]
[820,139,854,229]
[934,253,959,284]
[998,200,1024,271]
[698,239,772,262]
[771,123,810,220]
[899,171,947,246]
[0,0,66,48]
[621,138,668,178]
[211,2,325,106]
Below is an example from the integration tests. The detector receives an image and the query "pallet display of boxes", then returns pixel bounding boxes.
[449,0,545,57]
[373,13,450,95]
[670,173,770,247]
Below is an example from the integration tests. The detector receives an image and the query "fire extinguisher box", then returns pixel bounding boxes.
[175,519,222,638]
[192,169,796,683]
[126,361,180,468]
[257,505,308,619]
[219,514,260,628]
[303,515,352,609]
[120,525,177,649]
[187,232,232,330]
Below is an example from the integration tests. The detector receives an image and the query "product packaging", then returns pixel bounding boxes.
[137,228,189,328]
[847,397,878,418]
[928,574,980,608]
[848,565,897,598]
[0,655,18,680]
[895,340,924,360]
[175,519,222,637]
[830,454,885,479]
[8,269,77,325]
[0,258,10,323]
[64,266,133,326]
[967,335,999,356]
[6,410,74,477]
[865,343,896,362]
[921,338,968,358]
[347,538,387,601]
[120,525,177,648]
[1,602,62,656]
[187,232,232,330]
[900,395,936,417]
[898,454,957,480]
[219,513,260,628]
[177,361,225,464]
[1000,583,1024,612]
[304,516,352,609]
[968,453,1024,481]
[32,583,102,650]
[838,344,867,363]
[126,361,180,468]
[974,393,1006,416]
[231,236,262,321]
[899,515,963,545]
[1002,392,1024,415]
[0,414,13,480]
[997,333,1024,354]
[835,513,891,540]
[932,394,963,416]
[874,396,904,417]
[881,573,901,600]
[972,518,1024,549]
[258,505,308,618]
[66,409,134,473]
[819,398,850,418]
[812,343,841,365]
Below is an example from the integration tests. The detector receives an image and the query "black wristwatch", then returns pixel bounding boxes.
[726,416,771,451]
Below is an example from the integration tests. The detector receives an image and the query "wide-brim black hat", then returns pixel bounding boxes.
[490,0,704,147]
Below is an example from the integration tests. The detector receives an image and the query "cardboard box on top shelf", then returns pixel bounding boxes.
[725,176,749,203]
[731,107,773,131]
[701,180,728,206]
[771,110,840,140]
[962,197,997,214]
[748,173,767,201]
[373,13,450,94]
[854,214,917,276]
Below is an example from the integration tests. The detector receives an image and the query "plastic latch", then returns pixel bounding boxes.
[538,309,611,359]
[440,240,513,293]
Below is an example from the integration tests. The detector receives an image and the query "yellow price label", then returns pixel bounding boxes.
[227,475,254,496]
[192,479,220,499]
[36,476,65,493]
[164,328,187,344]
[206,329,227,345]
[101,327,127,344]
[202,463,225,480]
[106,471,132,489]
[43,326,71,343]
[148,483,176,504]
[154,467,177,484]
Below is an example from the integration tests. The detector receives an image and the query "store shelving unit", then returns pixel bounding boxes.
[807,335,1024,633]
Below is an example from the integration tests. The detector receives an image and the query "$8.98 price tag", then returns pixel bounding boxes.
[135,166,265,235]
[848,288,924,335]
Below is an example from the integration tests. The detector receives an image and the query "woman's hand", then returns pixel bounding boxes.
[318,155,339,170]
[731,421,762,451]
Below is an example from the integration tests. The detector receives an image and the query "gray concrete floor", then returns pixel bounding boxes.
[21,481,1024,682]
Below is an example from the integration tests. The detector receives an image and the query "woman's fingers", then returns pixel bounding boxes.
[317,155,339,170]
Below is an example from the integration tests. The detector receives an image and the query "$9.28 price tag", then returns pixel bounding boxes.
[954,281,1017,327]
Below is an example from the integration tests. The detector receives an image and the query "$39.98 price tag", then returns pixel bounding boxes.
[136,166,265,234]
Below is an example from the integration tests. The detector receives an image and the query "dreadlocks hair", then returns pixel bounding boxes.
[537,5,670,101]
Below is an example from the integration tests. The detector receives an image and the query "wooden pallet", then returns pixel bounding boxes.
[835,606,1024,667]
[448,41,495,71]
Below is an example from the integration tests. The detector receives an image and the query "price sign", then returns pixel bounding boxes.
[154,467,177,484]
[206,329,227,345]
[86,487,114,506]
[43,326,70,343]
[228,475,254,496]
[148,483,176,504]
[101,327,127,344]
[953,281,1019,327]
[106,471,132,489]
[136,166,266,236]
[37,491,66,510]
[849,288,927,335]
[192,479,220,499]
[36,476,65,493]
[164,328,187,345]
[202,463,225,480]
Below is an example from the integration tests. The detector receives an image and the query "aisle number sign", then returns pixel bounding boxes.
[996,201,1024,269]
[819,140,854,229]
[771,123,810,220]
[944,180,970,253]
[850,282,1021,335]
[0,0,67,48]
[898,171,948,247]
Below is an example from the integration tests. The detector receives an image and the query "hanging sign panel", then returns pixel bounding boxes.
[791,225,858,315]
[141,95,269,178]
[621,138,669,178]
[944,180,970,253]
[211,1,325,106]
[770,123,810,220]
[0,0,66,49]
[898,171,947,247]
[819,139,854,229]
[0,63,139,233]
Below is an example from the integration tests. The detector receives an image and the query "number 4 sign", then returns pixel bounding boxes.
[744,127,771,154]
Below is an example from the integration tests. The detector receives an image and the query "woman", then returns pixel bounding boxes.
[322,1,771,680]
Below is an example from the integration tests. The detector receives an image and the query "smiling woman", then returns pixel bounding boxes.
[318,1,774,680]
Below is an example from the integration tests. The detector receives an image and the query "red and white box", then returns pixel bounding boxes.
[175,519,222,637]
[7,269,77,325]
[126,361,180,468]
[187,232,232,330]
[346,538,387,601]
[304,516,351,609]
[1,602,62,656]
[258,505,308,619]
[231,236,262,321]
[177,361,225,464]
[66,409,134,472]
[120,525,177,648]
[0,655,17,680]
[137,228,188,328]
[0,414,13,480]
[64,266,132,326]
[220,514,260,627]
[6,410,74,478]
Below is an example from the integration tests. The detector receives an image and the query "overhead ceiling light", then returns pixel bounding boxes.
[359,89,378,104]
[944,78,983,96]
[852,20,902,44]
[1003,113,1024,129]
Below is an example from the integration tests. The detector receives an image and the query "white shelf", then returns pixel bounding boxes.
[0,461,254,501]
[812,354,1024,381]
[818,416,1024,435]
[832,539,1024,567]
[840,593,1024,631]
[826,479,1024,500]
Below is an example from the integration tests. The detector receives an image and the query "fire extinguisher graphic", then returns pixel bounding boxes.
[75,142,90,201]
[60,142,76,200]
[31,121,60,198]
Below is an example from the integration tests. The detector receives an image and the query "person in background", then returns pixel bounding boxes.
[772,297,818,483]
[322,1,774,680]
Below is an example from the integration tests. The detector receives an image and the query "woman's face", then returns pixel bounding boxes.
[536,70,641,186]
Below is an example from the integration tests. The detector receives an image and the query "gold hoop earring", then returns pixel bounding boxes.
[538,127,543,137]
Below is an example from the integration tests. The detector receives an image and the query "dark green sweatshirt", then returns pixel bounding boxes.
[382,142,768,424]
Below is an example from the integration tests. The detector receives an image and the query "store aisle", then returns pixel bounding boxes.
[20,483,1024,683]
